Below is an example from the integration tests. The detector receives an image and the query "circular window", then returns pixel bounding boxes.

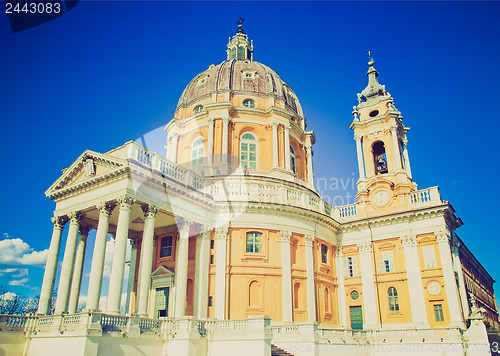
[194,105,203,114]
[369,110,379,117]
[243,99,256,108]
[350,290,360,300]
[428,282,441,295]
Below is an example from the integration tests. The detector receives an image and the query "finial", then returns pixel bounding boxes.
[367,50,375,66]
[237,17,245,33]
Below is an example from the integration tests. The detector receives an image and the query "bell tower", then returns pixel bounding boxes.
[350,53,416,208]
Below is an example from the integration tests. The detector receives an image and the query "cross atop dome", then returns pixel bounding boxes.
[227,19,253,61]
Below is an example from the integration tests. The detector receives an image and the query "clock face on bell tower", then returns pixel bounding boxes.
[373,190,390,207]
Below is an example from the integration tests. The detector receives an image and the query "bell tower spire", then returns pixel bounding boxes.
[350,53,416,208]
[226,18,254,61]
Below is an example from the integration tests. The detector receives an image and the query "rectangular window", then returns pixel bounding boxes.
[434,304,444,321]
[210,255,214,264]
[246,231,262,253]
[160,236,173,257]
[344,256,358,277]
[208,296,213,307]
[210,239,214,249]
[379,251,395,273]
[423,245,437,269]
[321,244,328,264]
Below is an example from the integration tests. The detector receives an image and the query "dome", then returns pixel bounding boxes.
[176,29,304,119]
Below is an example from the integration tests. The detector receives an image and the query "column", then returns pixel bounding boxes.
[37,216,67,315]
[106,196,135,314]
[358,241,378,328]
[86,202,115,311]
[68,225,90,313]
[137,205,158,316]
[194,230,211,319]
[401,235,429,327]
[390,125,402,170]
[305,144,314,186]
[222,117,230,164]
[125,239,140,315]
[207,118,215,166]
[452,240,471,319]
[271,121,278,168]
[402,137,412,179]
[335,246,347,327]
[214,226,228,319]
[437,230,465,327]
[304,235,316,322]
[284,124,291,171]
[354,135,365,179]
[174,218,192,318]
[55,212,83,314]
[280,230,293,322]
[171,133,179,163]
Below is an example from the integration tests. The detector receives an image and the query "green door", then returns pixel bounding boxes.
[155,287,169,318]
[350,306,363,330]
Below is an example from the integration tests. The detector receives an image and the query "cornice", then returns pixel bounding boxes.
[339,204,450,233]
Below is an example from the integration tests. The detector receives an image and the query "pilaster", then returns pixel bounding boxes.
[280,230,293,322]
[214,226,229,320]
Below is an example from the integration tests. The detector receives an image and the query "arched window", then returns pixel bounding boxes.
[191,137,204,172]
[246,231,262,253]
[290,145,296,174]
[238,46,244,60]
[193,105,203,114]
[293,282,301,309]
[240,132,257,170]
[243,99,256,108]
[231,47,236,59]
[373,141,388,174]
[388,287,399,311]
[249,281,260,307]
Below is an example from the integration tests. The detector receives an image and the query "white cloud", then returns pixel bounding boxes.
[1,292,17,300]
[0,237,48,266]
[9,277,30,286]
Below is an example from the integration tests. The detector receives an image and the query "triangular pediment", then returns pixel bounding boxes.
[152,265,174,277]
[45,150,127,198]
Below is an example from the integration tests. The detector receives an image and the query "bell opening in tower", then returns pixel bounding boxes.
[373,141,388,174]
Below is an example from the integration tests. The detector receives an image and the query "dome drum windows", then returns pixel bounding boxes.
[290,145,296,175]
[240,132,257,170]
[243,99,256,108]
[193,105,204,114]
[191,137,204,172]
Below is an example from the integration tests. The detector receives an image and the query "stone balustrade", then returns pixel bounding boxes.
[409,186,442,208]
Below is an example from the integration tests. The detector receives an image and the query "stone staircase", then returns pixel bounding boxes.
[271,344,294,356]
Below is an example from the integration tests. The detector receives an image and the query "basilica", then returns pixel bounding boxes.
[1,24,497,356]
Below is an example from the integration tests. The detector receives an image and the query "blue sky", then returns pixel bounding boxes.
[0,1,499,305]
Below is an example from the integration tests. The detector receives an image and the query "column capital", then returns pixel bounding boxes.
[176,217,194,236]
[201,230,212,240]
[401,235,417,247]
[357,241,372,254]
[221,116,231,124]
[130,238,141,249]
[284,123,291,131]
[280,230,292,243]
[304,235,314,247]
[142,204,159,218]
[305,145,313,155]
[117,195,135,211]
[335,243,343,257]
[68,211,84,225]
[97,202,116,217]
[354,134,362,142]
[270,120,278,128]
[208,117,215,124]
[51,216,67,230]
[389,124,398,133]
[216,226,229,239]
[79,224,92,237]
[436,230,451,243]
